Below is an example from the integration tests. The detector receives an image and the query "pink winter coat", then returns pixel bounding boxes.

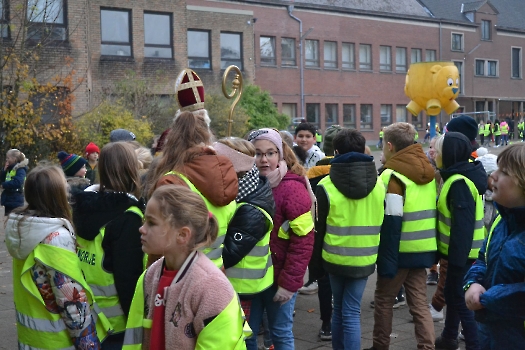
[271,171,314,292]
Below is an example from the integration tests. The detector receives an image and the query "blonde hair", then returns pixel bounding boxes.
[150,185,218,251]
[434,134,445,159]
[497,143,525,195]
[7,149,26,163]
[135,147,153,170]
[384,122,416,151]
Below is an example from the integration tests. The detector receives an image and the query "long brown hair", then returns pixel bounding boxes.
[282,141,306,176]
[150,185,218,251]
[19,165,72,222]
[147,111,212,198]
[99,142,141,198]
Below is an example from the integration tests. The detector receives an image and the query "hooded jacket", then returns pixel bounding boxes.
[0,158,28,208]
[222,176,275,270]
[5,214,99,347]
[312,152,381,279]
[439,133,488,268]
[378,143,436,277]
[73,191,146,319]
[271,171,314,293]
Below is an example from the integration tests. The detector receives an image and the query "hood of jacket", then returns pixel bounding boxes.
[280,170,308,189]
[182,148,238,206]
[73,191,145,241]
[384,143,435,185]
[440,160,487,195]
[328,152,378,199]
[9,159,29,172]
[5,214,74,260]
[242,176,276,218]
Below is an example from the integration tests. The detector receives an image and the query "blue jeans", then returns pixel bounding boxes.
[246,285,297,350]
[329,274,368,350]
[442,264,480,350]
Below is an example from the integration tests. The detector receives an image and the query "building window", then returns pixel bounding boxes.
[100,8,131,56]
[360,104,372,130]
[412,112,423,130]
[342,43,355,70]
[488,60,497,76]
[396,47,407,72]
[343,104,356,128]
[1,0,8,38]
[381,104,392,126]
[411,48,422,63]
[454,61,463,94]
[380,46,391,71]
[27,0,67,41]
[220,32,242,70]
[325,104,338,127]
[512,47,522,78]
[144,12,172,59]
[425,49,436,62]
[282,103,296,120]
[306,103,320,128]
[452,33,463,51]
[30,87,70,124]
[324,41,337,68]
[359,44,372,70]
[281,38,296,66]
[305,39,319,67]
[396,105,407,123]
[188,30,211,69]
[260,36,276,66]
[481,20,491,40]
[475,60,485,76]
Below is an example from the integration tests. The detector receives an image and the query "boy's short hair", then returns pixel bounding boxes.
[332,128,365,154]
[497,143,525,195]
[384,122,416,151]
[295,122,317,137]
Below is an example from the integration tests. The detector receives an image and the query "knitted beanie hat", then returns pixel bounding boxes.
[248,128,284,160]
[323,125,343,155]
[85,142,100,156]
[446,115,478,141]
[58,151,88,177]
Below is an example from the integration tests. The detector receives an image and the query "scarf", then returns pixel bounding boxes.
[267,160,288,188]
[236,165,260,202]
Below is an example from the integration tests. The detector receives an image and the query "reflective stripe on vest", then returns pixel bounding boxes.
[437,174,485,259]
[277,212,314,239]
[123,272,150,350]
[76,206,144,334]
[485,215,502,265]
[381,169,438,253]
[13,243,111,349]
[164,171,236,268]
[319,175,385,267]
[226,203,274,295]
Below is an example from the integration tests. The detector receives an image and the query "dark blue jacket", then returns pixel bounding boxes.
[464,203,525,343]
[0,160,28,209]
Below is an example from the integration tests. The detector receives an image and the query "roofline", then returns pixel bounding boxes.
[496,26,525,34]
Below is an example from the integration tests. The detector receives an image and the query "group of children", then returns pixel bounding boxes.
[3,94,525,350]
[478,119,517,147]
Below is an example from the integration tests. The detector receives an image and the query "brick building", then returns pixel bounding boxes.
[2,0,524,140]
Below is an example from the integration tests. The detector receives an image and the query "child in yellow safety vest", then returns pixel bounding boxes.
[0,149,28,214]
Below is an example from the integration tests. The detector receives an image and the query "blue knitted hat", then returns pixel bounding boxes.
[57,151,87,177]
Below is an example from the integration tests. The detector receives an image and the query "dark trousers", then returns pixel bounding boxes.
[442,263,480,350]
[318,274,333,323]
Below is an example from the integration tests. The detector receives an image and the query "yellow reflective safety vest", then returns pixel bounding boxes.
[380,169,438,253]
[437,174,485,259]
[379,131,384,138]
[123,272,248,350]
[164,171,236,268]
[501,124,509,134]
[5,168,25,190]
[225,203,274,295]
[13,243,112,349]
[318,175,385,267]
[484,123,491,136]
[76,206,144,335]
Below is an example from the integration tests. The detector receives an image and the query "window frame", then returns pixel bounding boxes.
[1,0,9,39]
[360,103,373,130]
[325,103,338,127]
[379,45,392,72]
[281,37,296,66]
[425,49,436,62]
[342,42,355,70]
[343,104,356,128]
[306,103,320,128]
[474,58,499,77]
[396,47,407,73]
[451,32,464,51]
[260,35,276,66]
[323,41,337,69]
[481,20,491,41]
[411,48,422,63]
[100,7,132,57]
[380,104,392,126]
[305,39,320,67]
[143,11,173,59]
[359,44,372,71]
[27,0,68,42]
[396,105,407,123]
[487,60,497,77]
[453,60,464,94]
[281,103,297,120]
[220,31,243,70]
[511,47,522,79]
[475,59,485,76]
[187,29,212,69]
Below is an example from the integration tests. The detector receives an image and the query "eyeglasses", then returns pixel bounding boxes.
[255,151,278,159]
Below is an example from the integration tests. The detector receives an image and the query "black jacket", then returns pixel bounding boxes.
[222,176,276,274]
[73,191,146,318]
[311,152,379,280]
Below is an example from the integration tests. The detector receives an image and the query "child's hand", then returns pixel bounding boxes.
[273,286,294,305]
[465,283,486,310]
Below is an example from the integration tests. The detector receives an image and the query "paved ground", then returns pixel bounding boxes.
[0,142,508,349]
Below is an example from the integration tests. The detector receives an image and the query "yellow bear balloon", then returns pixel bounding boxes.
[404,62,460,116]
